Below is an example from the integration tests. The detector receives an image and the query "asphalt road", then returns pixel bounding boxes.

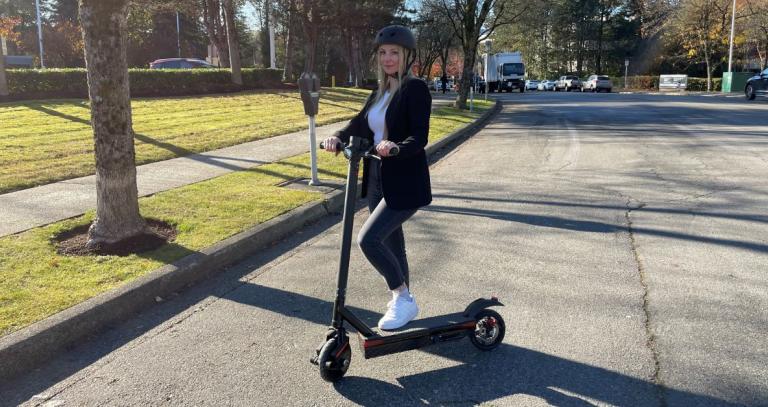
[3,92,767,406]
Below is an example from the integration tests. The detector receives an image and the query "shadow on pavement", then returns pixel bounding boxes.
[423,204,768,255]
[184,284,743,406]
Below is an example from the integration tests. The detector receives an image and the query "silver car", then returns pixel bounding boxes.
[581,75,613,92]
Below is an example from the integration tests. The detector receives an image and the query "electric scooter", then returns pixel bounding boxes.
[310,136,506,382]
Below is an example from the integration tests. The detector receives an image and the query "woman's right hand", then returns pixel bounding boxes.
[322,136,342,154]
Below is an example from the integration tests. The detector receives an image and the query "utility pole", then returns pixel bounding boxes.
[35,0,45,68]
[266,0,276,68]
[727,0,736,74]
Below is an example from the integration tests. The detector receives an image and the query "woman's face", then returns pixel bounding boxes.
[378,44,402,76]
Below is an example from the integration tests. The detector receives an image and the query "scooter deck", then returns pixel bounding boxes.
[358,312,477,359]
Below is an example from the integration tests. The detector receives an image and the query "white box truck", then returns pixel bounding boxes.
[483,51,526,93]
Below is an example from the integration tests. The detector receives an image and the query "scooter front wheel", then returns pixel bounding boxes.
[470,309,505,351]
[318,337,351,382]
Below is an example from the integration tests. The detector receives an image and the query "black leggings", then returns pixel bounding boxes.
[357,160,417,290]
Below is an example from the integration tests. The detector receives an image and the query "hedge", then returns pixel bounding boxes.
[3,68,284,100]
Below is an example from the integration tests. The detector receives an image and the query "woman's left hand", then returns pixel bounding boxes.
[376,140,398,157]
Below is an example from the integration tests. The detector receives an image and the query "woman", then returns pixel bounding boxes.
[322,25,432,330]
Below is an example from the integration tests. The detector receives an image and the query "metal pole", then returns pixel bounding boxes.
[269,24,276,69]
[308,115,319,185]
[727,0,736,73]
[176,12,181,58]
[470,81,474,112]
[35,0,44,68]
[624,59,629,90]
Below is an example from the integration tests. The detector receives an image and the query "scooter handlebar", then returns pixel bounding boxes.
[319,141,399,157]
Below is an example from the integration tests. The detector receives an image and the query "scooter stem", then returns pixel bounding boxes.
[332,136,365,329]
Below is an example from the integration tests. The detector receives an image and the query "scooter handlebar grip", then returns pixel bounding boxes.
[389,145,400,156]
[319,141,342,150]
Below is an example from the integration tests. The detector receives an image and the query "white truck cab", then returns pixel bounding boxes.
[483,51,526,93]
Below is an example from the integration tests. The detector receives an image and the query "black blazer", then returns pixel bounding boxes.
[333,77,432,210]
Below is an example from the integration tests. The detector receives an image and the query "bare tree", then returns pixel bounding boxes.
[202,0,230,67]
[434,0,527,109]
[79,0,147,247]
[298,0,322,73]
[222,0,242,84]
[744,0,768,68]
[282,0,297,80]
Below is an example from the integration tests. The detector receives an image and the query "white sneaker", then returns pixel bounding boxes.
[378,294,419,330]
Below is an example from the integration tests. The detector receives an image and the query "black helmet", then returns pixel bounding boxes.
[374,25,416,51]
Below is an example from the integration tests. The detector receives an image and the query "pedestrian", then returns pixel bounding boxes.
[441,73,448,94]
[321,25,432,331]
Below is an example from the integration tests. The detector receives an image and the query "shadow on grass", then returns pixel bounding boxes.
[274,91,366,112]
[24,103,91,126]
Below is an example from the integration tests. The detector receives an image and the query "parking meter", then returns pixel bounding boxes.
[298,72,321,185]
[298,72,321,117]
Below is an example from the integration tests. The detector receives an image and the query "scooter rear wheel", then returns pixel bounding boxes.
[470,309,505,351]
[318,337,351,382]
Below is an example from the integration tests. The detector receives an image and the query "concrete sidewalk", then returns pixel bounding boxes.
[0,97,456,238]
[0,122,346,237]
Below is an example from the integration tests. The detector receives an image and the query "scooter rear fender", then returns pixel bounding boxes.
[463,297,504,318]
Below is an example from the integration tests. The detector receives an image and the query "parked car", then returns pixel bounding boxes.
[555,75,581,91]
[581,75,613,92]
[745,68,768,100]
[432,77,454,92]
[149,58,216,69]
[525,80,540,90]
[538,80,555,91]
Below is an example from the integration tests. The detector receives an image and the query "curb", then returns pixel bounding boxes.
[0,98,501,382]
[426,99,501,156]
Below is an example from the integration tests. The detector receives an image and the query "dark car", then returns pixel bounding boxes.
[149,58,216,69]
[745,68,768,100]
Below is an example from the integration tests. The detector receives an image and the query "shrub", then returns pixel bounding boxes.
[687,77,721,91]
[4,68,284,100]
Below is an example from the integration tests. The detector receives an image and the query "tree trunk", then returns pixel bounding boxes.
[352,36,364,87]
[0,41,8,98]
[222,0,242,85]
[301,0,319,73]
[456,44,477,109]
[440,44,450,76]
[704,40,712,91]
[283,0,295,81]
[79,0,146,247]
[597,6,605,74]
[203,0,230,68]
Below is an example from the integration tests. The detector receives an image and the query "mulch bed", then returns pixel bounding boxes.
[54,218,177,257]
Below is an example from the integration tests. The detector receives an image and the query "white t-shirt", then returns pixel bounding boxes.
[367,91,391,146]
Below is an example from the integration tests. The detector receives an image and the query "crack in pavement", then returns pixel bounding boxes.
[624,198,668,407]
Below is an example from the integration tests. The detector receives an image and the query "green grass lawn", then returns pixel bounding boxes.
[0,88,369,194]
[0,98,494,337]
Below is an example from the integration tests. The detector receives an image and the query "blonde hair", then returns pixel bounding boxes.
[371,44,411,107]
